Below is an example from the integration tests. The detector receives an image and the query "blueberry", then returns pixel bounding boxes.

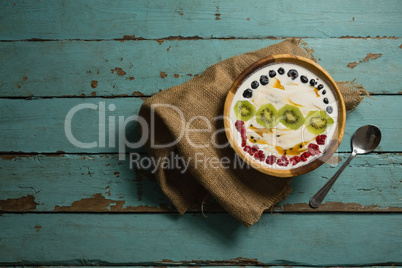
[322,90,326,95]
[326,106,333,114]
[269,70,276,78]
[251,81,259,89]
[323,97,329,104]
[287,69,298,80]
[277,67,285,75]
[243,89,253,98]
[300,75,308,83]
[260,75,269,85]
[310,79,317,86]
[317,84,324,90]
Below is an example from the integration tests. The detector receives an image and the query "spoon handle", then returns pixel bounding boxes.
[309,151,357,208]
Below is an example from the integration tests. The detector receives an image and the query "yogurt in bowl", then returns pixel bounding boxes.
[224,54,346,177]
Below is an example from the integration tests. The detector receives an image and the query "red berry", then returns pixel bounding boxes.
[316,134,327,145]
[265,155,277,165]
[277,155,289,166]
[290,156,301,165]
[235,120,244,128]
[308,143,321,156]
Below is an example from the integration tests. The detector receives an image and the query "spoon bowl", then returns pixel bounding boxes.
[309,125,381,208]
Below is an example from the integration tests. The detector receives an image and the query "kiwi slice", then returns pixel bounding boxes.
[256,103,279,128]
[278,104,305,130]
[305,110,334,134]
[234,100,256,121]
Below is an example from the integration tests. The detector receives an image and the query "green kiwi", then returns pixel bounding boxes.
[256,103,279,128]
[278,104,305,130]
[234,100,256,121]
[305,110,334,134]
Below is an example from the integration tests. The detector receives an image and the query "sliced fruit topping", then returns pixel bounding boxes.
[289,156,301,165]
[234,101,256,121]
[278,104,305,130]
[317,84,324,90]
[326,106,333,114]
[260,75,269,85]
[269,70,276,78]
[305,110,334,135]
[275,141,308,156]
[256,103,279,128]
[277,155,289,166]
[251,81,259,89]
[243,89,253,98]
[300,75,308,83]
[287,69,298,80]
[249,125,273,137]
[316,134,327,145]
[308,143,321,156]
[322,90,326,95]
[272,77,285,90]
[265,155,277,165]
[277,67,285,75]
[323,97,329,104]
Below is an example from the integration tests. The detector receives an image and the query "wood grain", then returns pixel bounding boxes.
[0,96,399,153]
[0,153,400,212]
[0,0,401,40]
[0,213,401,266]
[0,39,400,97]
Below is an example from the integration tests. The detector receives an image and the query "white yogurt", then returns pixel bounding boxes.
[230,62,339,169]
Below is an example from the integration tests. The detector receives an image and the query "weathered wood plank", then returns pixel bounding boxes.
[0,153,400,212]
[0,213,401,266]
[0,96,400,153]
[0,0,401,40]
[0,39,400,97]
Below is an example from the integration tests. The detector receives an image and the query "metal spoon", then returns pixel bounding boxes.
[309,125,382,208]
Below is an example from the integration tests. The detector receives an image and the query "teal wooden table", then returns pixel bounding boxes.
[1,1,401,266]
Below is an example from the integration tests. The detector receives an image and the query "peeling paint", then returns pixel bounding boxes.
[128,76,135,80]
[174,74,179,78]
[91,91,96,96]
[167,46,171,52]
[347,53,382,69]
[132,91,145,96]
[399,44,402,49]
[53,193,170,212]
[156,39,164,45]
[23,76,28,81]
[276,201,401,212]
[34,225,42,231]
[91,80,98,88]
[114,171,120,177]
[339,35,398,40]
[160,71,167,79]
[0,195,38,212]
[121,35,145,41]
[113,67,126,76]
[215,6,221,20]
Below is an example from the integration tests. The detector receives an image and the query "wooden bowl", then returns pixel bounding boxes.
[224,54,346,178]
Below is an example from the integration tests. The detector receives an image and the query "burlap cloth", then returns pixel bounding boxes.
[139,38,368,227]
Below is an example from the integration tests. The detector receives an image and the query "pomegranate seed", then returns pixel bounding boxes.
[316,134,327,145]
[241,141,246,147]
[308,143,321,156]
[277,155,289,166]
[266,155,277,165]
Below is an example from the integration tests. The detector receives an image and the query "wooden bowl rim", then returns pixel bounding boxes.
[223,54,346,178]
